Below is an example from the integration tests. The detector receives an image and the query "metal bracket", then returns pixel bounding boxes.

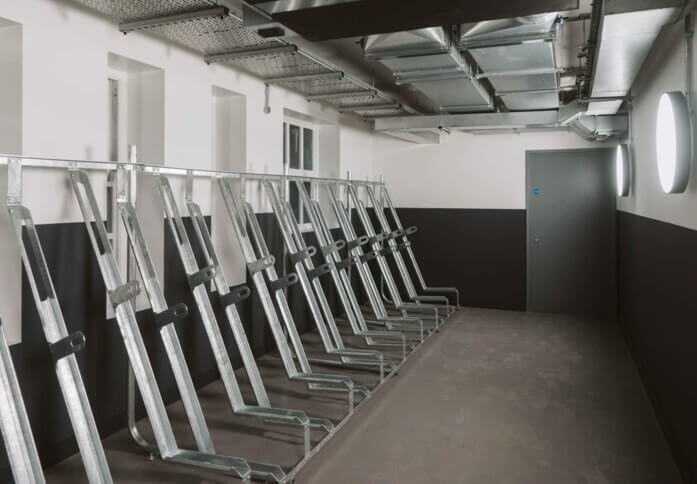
[7,158,22,206]
[219,286,251,308]
[289,246,316,265]
[247,255,275,274]
[48,331,86,362]
[320,239,346,257]
[108,281,141,308]
[187,265,216,289]
[268,273,298,291]
[334,257,357,271]
[406,226,418,235]
[346,236,369,250]
[153,303,189,330]
[306,263,332,279]
[359,251,379,263]
[368,233,386,245]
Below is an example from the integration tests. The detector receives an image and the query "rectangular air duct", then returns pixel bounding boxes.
[587,0,684,115]
[365,28,493,112]
[461,13,561,111]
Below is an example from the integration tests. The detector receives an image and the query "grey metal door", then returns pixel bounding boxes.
[526,148,616,317]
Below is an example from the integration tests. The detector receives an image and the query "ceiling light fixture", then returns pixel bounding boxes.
[616,144,630,197]
[656,91,692,194]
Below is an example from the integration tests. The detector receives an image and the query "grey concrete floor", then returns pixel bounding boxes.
[298,308,681,484]
[44,308,680,483]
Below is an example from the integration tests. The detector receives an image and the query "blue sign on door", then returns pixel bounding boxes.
[533,188,541,196]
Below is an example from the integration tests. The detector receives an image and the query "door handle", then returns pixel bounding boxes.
[532,237,541,245]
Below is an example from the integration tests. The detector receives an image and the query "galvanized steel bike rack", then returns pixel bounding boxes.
[218,177,366,414]
[6,160,114,483]
[322,182,429,339]
[0,317,45,484]
[365,185,455,317]
[263,179,403,379]
[381,186,461,309]
[0,153,456,482]
[69,168,260,483]
[287,180,415,358]
[154,173,336,448]
[346,183,442,330]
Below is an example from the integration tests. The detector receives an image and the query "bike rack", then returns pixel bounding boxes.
[263,180,402,379]
[346,184,442,330]
[0,154,458,482]
[7,160,113,483]
[155,173,337,446]
[381,186,461,309]
[0,317,45,484]
[322,183,429,339]
[217,177,367,415]
[287,180,414,360]
[365,185,455,317]
[69,168,266,483]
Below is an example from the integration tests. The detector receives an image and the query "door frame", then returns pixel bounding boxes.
[525,147,616,312]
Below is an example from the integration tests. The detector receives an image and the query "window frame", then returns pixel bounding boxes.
[283,119,318,232]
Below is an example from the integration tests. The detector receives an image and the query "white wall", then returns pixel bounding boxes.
[373,129,603,209]
[617,14,697,230]
[0,0,377,342]
[0,19,22,343]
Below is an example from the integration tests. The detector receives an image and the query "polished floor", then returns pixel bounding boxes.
[45,308,681,483]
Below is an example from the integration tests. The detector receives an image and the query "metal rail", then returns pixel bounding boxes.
[0,318,45,484]
[0,154,384,186]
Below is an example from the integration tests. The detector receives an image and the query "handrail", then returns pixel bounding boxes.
[0,154,384,185]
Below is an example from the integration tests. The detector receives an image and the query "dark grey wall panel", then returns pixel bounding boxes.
[393,208,526,311]
[617,211,697,484]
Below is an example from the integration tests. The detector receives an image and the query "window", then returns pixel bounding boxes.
[283,120,317,228]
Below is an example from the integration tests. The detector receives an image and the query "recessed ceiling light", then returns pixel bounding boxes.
[656,91,692,194]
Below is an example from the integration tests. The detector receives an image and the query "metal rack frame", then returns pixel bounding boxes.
[0,153,457,482]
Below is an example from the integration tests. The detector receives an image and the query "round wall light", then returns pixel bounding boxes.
[616,144,630,197]
[656,91,692,194]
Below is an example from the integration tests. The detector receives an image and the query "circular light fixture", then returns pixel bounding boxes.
[616,144,630,197]
[656,91,692,194]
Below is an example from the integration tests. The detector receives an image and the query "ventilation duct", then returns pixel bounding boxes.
[364,28,494,113]
[460,13,561,111]
[587,0,684,115]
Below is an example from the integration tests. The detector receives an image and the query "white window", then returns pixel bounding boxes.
[283,120,317,229]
